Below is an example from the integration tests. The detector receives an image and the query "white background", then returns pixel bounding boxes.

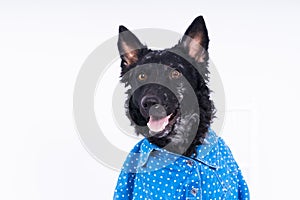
[1,0,300,199]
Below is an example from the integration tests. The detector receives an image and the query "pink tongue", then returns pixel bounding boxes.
[147,115,171,132]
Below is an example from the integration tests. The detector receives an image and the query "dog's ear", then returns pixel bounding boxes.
[179,16,209,63]
[118,25,147,68]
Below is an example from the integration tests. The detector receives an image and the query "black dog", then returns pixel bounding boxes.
[114,16,249,199]
[118,16,214,157]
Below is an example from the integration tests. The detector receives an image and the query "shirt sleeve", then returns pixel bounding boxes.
[113,170,135,200]
[218,137,250,200]
[113,140,145,199]
[237,168,250,200]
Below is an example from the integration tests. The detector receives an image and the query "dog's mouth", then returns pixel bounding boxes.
[147,114,171,133]
[146,105,179,138]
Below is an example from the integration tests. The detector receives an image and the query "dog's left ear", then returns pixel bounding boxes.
[118,25,147,68]
[179,16,210,63]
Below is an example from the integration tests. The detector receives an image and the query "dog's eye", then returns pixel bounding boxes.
[138,73,147,81]
[170,69,182,79]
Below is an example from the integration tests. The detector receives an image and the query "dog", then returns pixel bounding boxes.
[114,16,249,200]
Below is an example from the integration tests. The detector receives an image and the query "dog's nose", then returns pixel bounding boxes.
[141,96,161,110]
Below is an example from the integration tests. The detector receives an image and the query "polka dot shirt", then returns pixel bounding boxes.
[114,129,249,199]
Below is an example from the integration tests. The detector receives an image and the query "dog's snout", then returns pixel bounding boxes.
[141,96,161,110]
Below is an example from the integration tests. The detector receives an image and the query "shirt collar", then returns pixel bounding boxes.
[192,128,219,168]
[138,139,162,168]
[138,128,220,169]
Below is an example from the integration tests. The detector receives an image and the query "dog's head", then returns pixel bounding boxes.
[117,16,214,156]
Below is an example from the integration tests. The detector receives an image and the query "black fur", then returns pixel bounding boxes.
[118,16,215,157]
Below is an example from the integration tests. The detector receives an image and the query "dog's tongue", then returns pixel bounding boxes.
[147,115,170,132]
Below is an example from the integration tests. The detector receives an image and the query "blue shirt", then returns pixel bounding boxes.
[114,129,250,199]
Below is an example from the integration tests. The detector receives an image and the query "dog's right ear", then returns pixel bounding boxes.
[118,25,147,69]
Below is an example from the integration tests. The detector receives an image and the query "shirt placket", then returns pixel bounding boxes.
[184,159,202,200]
